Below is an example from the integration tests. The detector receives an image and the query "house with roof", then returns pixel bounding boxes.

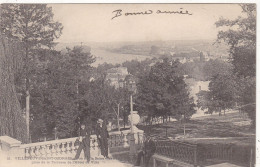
[106,67,128,89]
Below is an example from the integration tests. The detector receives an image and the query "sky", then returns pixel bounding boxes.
[50,4,243,43]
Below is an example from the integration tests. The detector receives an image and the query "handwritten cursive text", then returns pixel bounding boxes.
[111,8,192,20]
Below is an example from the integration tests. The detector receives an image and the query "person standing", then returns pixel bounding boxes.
[96,119,109,158]
[73,123,91,163]
[134,134,156,167]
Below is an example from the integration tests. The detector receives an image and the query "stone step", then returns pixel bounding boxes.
[206,163,243,167]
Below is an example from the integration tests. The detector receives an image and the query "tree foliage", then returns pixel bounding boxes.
[180,59,233,81]
[0,4,63,80]
[0,4,63,140]
[122,59,153,77]
[137,59,196,121]
[216,4,256,125]
[0,4,63,49]
[29,47,95,140]
[215,4,256,77]
[197,72,238,115]
[198,4,256,126]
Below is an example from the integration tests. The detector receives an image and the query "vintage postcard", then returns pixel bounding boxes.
[0,2,257,167]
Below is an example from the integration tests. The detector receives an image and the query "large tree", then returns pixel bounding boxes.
[107,87,130,131]
[197,72,238,115]
[215,4,256,126]
[215,4,256,77]
[29,47,95,140]
[0,4,63,140]
[80,76,115,127]
[137,59,196,123]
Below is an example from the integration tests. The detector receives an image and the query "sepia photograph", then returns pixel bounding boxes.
[0,3,257,167]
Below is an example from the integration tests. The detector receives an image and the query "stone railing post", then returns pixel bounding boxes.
[35,146,41,157]
[51,144,56,156]
[123,133,129,147]
[0,136,23,158]
[60,143,64,155]
[46,144,51,156]
[40,145,46,157]
[71,141,76,154]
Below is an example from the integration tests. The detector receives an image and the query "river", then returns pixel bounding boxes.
[91,48,150,67]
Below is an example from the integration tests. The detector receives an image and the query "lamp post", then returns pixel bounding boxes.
[130,95,134,133]
[123,106,128,129]
[182,114,186,138]
[128,76,137,162]
[54,127,57,140]
[129,93,136,161]
[41,127,47,141]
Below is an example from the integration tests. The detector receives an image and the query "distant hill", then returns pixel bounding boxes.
[105,40,229,58]
[55,40,229,59]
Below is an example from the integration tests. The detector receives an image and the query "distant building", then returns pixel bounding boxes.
[106,67,137,92]
[125,74,137,94]
[184,77,210,117]
[199,51,210,62]
[179,57,187,64]
[118,79,125,88]
[186,57,194,62]
[219,54,229,62]
[106,67,128,89]
[169,51,175,56]
[185,77,209,100]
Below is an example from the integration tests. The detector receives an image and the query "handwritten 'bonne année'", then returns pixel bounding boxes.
[111,8,193,20]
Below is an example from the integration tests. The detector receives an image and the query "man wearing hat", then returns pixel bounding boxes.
[134,133,156,167]
[73,122,91,163]
[96,118,109,158]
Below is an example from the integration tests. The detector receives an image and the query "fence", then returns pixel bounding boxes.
[197,143,233,163]
[154,139,255,167]
[155,140,198,166]
[197,143,255,166]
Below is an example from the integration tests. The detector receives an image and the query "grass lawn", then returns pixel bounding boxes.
[137,111,255,145]
[109,112,255,167]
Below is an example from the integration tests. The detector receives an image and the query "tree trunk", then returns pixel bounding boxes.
[123,113,126,128]
[117,104,120,131]
[25,45,30,142]
[25,89,30,141]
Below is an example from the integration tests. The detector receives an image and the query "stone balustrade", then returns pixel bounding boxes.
[0,130,144,159]
[20,136,83,158]
[109,129,144,147]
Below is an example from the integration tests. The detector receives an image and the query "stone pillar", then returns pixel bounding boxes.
[0,136,23,158]
[128,111,144,144]
[127,111,144,163]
